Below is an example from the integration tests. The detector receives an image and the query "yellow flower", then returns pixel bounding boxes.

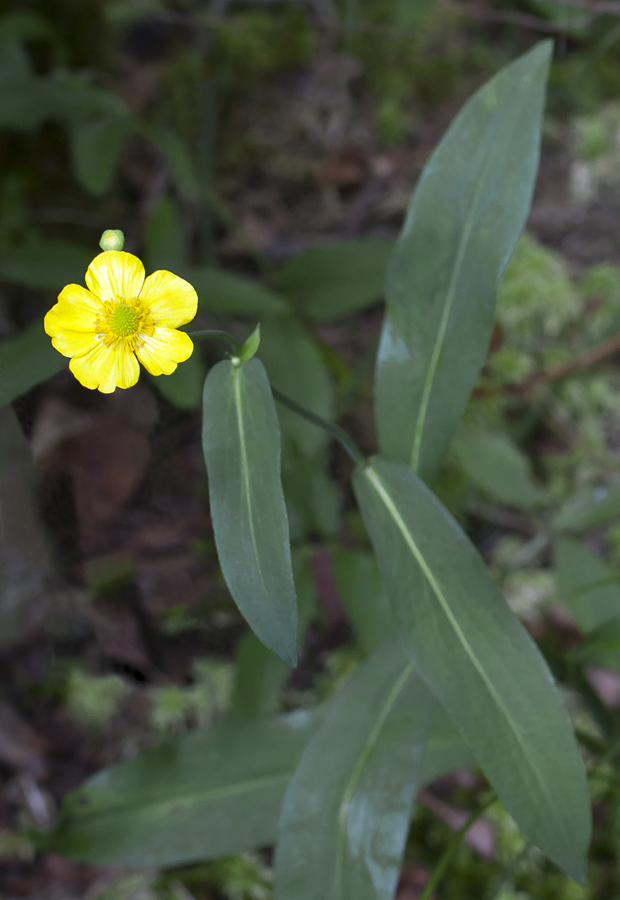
[44,250,198,393]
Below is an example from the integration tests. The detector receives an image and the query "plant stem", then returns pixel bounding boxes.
[189,331,364,464]
[270,385,365,466]
[419,795,497,900]
[188,329,241,354]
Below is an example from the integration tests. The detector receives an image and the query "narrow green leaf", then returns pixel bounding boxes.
[555,537,620,632]
[231,557,317,721]
[273,239,393,321]
[0,238,92,290]
[552,479,620,532]
[46,711,317,867]
[258,318,334,459]
[202,358,298,666]
[353,456,591,881]
[188,266,289,318]
[453,425,547,510]
[149,126,198,197]
[239,324,261,363]
[274,640,434,900]
[149,352,206,411]
[0,320,67,405]
[332,548,397,654]
[145,196,187,273]
[575,617,620,671]
[374,42,552,482]
[70,114,133,196]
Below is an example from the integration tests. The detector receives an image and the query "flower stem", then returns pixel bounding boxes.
[188,329,241,354]
[270,385,365,466]
[190,329,364,464]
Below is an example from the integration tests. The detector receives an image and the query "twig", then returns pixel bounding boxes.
[519,330,620,391]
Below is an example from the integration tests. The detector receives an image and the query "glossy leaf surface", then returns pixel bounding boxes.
[552,480,620,532]
[274,640,433,900]
[202,358,298,666]
[46,694,470,870]
[0,320,67,405]
[374,43,551,481]
[453,426,547,509]
[353,456,591,881]
[47,711,317,866]
[555,537,620,632]
[274,238,392,321]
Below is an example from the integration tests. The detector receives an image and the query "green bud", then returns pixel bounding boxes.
[99,229,125,252]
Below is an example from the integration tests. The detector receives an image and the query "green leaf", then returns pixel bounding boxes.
[0,238,92,290]
[70,114,134,196]
[353,456,591,881]
[575,616,620,671]
[274,639,434,900]
[231,633,290,722]
[258,318,334,459]
[282,452,341,541]
[453,425,547,510]
[202,358,298,666]
[188,266,289,318]
[332,549,397,654]
[552,480,620,532]
[273,239,392,321]
[374,42,552,482]
[0,320,67,405]
[231,557,317,721]
[46,710,317,866]
[239,324,261,363]
[149,351,206,411]
[148,126,198,197]
[554,537,620,633]
[145,196,187,273]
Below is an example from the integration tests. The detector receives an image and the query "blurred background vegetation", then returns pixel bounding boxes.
[6,0,620,897]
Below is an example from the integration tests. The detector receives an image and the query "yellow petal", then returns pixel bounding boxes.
[139,270,198,328]
[50,331,98,359]
[85,251,145,302]
[136,327,194,376]
[45,285,102,338]
[70,341,140,393]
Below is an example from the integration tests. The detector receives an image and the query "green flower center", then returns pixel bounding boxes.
[110,304,139,337]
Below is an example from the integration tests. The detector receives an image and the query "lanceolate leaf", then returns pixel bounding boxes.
[46,711,318,867]
[453,425,547,510]
[45,693,471,869]
[274,640,434,900]
[0,320,67,406]
[374,42,552,482]
[555,537,620,632]
[552,479,620,532]
[273,238,393,322]
[353,456,591,881]
[202,358,298,666]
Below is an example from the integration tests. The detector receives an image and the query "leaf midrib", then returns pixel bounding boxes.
[408,76,529,473]
[363,463,570,849]
[332,661,415,897]
[234,365,272,612]
[73,771,291,823]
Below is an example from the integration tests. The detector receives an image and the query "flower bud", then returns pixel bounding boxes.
[99,230,125,252]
